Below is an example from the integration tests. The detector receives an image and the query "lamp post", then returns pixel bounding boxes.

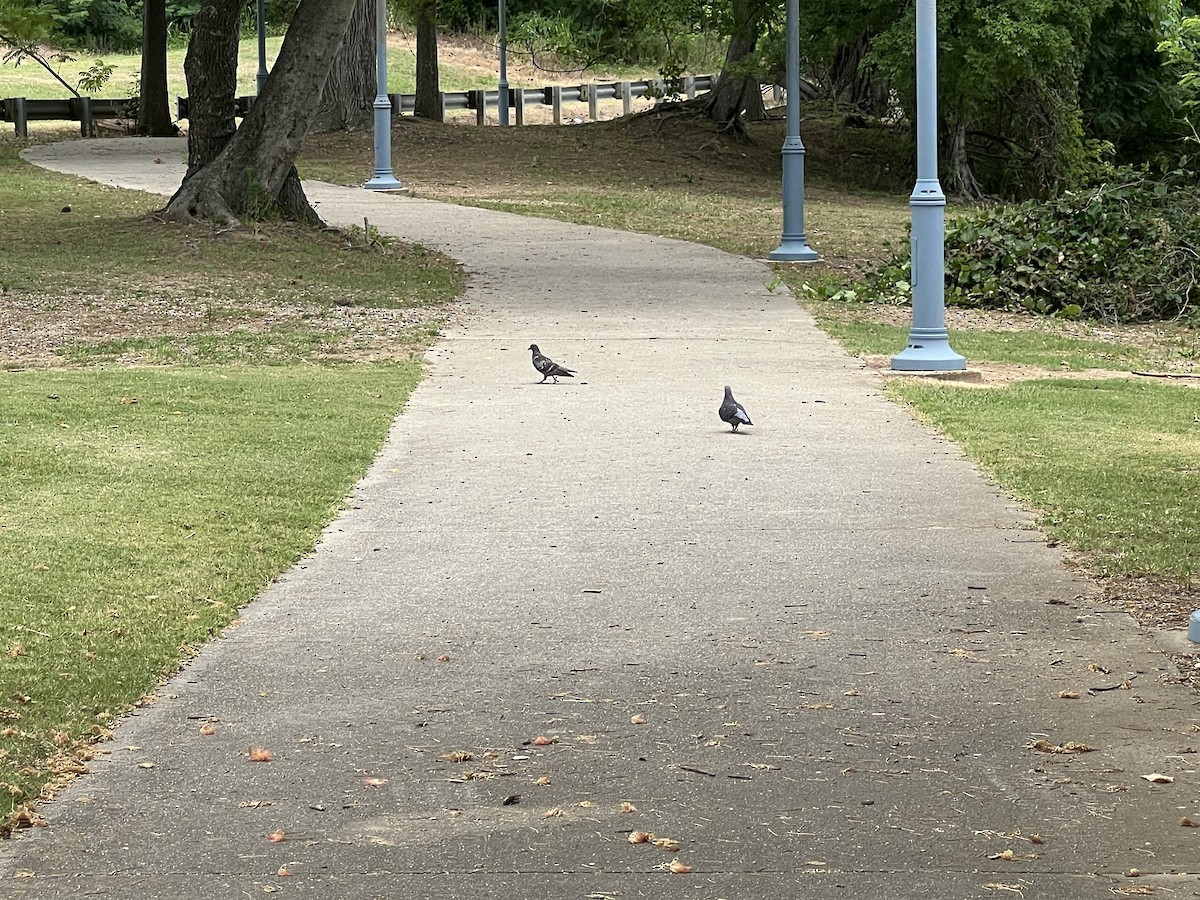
[255,0,268,94]
[769,0,819,262]
[498,0,509,126]
[890,0,964,370]
[365,0,403,191]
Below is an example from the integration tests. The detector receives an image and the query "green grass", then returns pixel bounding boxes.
[0,364,423,825]
[0,144,460,331]
[889,378,1200,578]
[805,313,1161,371]
[0,35,543,101]
[0,137,464,830]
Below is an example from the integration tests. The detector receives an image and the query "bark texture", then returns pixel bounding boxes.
[137,0,177,135]
[181,0,241,177]
[704,0,767,135]
[413,0,442,121]
[166,0,360,226]
[309,0,375,133]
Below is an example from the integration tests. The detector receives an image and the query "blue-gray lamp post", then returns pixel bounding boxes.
[498,0,509,126]
[365,0,403,191]
[891,0,965,370]
[769,0,819,262]
[255,0,268,94]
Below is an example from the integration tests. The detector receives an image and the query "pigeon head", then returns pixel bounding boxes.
[723,385,734,397]
[529,344,540,353]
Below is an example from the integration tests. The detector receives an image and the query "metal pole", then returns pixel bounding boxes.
[365,0,403,191]
[769,0,819,262]
[891,0,964,370]
[498,0,509,126]
[255,0,268,94]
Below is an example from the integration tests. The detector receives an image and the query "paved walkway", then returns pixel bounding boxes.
[5,138,1199,899]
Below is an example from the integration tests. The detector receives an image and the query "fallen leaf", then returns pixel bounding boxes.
[1088,662,1110,674]
[120,396,138,405]
[248,746,273,762]
[578,800,595,808]
[137,762,155,769]
[619,802,637,813]
[1027,739,1094,754]
[262,886,280,894]
[984,884,1025,894]
[267,829,286,843]
[628,830,652,844]
[503,794,521,805]
[1057,690,1080,700]
[542,807,564,818]
[802,630,832,638]
[534,776,551,786]
[363,777,388,787]
[668,859,694,874]
[630,714,647,725]
[439,750,472,763]
[1181,817,1200,827]
[532,735,556,746]
[844,689,862,697]
[1126,868,1142,877]
[199,724,216,736]
[989,849,1016,861]
[276,866,293,877]
[1029,835,1044,845]
[653,837,682,852]
[1141,773,1174,784]
[437,654,451,662]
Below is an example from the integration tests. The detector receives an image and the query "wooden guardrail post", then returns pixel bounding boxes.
[7,98,29,138]
[551,86,563,125]
[75,96,94,137]
[513,88,525,126]
[617,82,633,117]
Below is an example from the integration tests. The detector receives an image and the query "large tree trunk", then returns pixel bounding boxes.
[166,0,360,226]
[181,0,242,177]
[829,33,889,117]
[704,0,767,135]
[413,0,441,120]
[137,0,177,135]
[309,0,374,133]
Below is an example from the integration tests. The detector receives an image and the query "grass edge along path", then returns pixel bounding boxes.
[886,376,1200,582]
[0,363,424,834]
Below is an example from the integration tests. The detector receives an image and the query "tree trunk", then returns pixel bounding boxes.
[181,0,242,177]
[166,0,360,226]
[137,0,177,135]
[830,33,888,116]
[947,121,983,200]
[703,0,767,135]
[413,0,442,121]
[309,0,375,133]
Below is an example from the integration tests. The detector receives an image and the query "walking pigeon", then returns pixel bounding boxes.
[529,344,576,383]
[719,385,752,432]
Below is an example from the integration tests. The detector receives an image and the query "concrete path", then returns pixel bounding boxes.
[5,138,1198,899]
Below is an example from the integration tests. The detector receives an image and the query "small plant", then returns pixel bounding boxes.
[77,59,114,95]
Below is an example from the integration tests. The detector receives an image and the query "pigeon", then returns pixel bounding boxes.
[719,385,752,432]
[529,344,576,383]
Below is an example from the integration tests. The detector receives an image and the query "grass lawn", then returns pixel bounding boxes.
[0,136,464,833]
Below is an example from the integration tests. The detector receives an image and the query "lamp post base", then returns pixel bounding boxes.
[769,241,821,262]
[364,174,405,192]
[890,334,966,371]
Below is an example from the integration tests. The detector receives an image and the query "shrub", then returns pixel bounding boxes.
[825,167,1200,323]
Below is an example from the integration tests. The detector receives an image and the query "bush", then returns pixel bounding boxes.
[826,167,1200,323]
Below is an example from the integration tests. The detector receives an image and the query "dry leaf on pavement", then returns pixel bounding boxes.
[248,746,273,762]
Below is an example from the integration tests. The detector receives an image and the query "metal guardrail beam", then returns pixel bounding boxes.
[3,75,721,135]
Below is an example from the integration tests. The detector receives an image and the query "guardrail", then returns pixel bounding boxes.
[0,96,133,138]
[176,75,716,125]
[2,75,718,137]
